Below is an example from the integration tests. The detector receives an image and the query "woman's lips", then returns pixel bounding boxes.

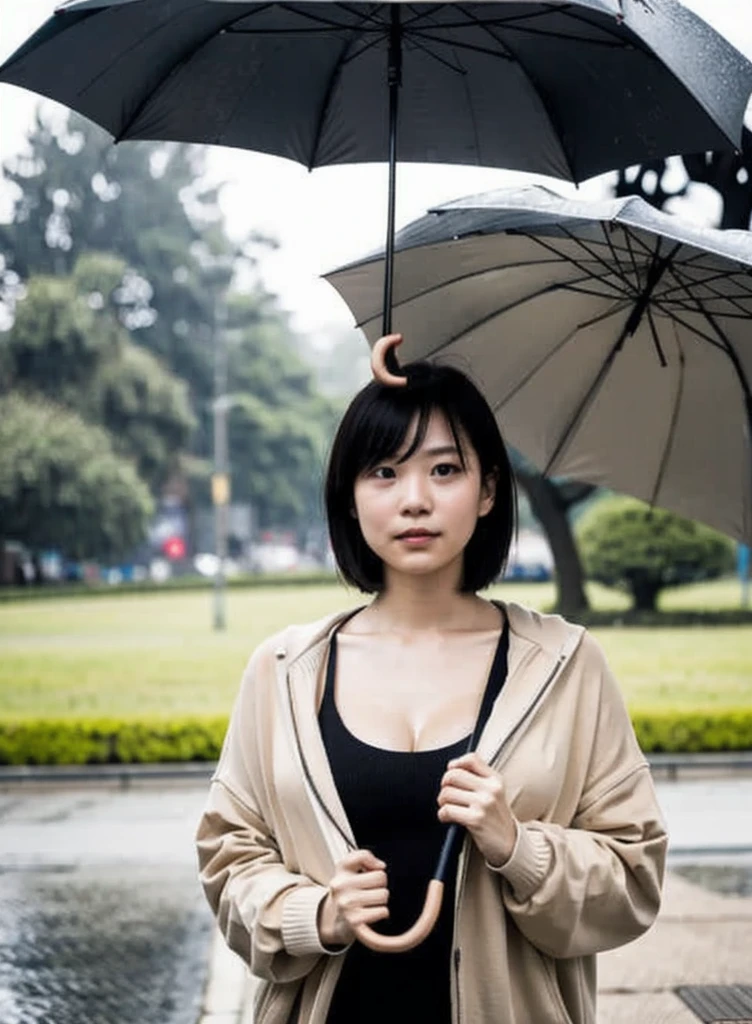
[395,530,439,545]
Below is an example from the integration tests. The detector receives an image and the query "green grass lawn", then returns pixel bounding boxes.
[0,578,750,719]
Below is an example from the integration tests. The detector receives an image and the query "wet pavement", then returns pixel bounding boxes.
[0,784,213,1024]
[1,774,751,1024]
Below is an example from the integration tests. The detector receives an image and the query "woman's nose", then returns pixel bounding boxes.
[399,473,431,514]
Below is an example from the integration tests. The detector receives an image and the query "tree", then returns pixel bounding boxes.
[1,109,339,534]
[512,462,594,613]
[614,128,752,231]
[0,110,236,398]
[2,254,196,493]
[0,394,153,560]
[577,496,734,611]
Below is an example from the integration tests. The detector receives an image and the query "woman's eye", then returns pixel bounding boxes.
[372,466,396,480]
[433,462,461,477]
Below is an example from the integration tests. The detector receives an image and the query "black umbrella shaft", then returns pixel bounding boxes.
[382,5,401,353]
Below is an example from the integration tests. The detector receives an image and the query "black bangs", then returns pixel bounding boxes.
[325,360,517,594]
[353,374,468,477]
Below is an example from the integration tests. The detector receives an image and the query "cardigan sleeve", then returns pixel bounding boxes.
[195,639,339,983]
[493,634,668,959]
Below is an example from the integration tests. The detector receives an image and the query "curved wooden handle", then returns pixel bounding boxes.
[353,878,444,953]
[371,333,407,387]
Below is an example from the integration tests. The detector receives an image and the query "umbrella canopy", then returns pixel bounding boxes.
[2,0,750,182]
[326,185,752,543]
[3,0,752,336]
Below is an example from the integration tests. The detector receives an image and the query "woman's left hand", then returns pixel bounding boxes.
[437,753,519,868]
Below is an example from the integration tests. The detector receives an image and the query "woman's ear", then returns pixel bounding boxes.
[478,471,497,518]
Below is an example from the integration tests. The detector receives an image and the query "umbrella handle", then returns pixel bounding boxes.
[353,878,444,953]
[371,333,407,387]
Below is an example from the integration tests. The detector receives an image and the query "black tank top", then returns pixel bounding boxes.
[318,617,510,1024]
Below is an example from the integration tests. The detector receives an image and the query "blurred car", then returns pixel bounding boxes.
[502,530,554,583]
[248,542,300,575]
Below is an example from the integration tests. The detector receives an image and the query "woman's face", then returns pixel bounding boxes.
[352,410,495,585]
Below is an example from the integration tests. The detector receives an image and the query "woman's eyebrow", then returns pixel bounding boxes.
[422,445,461,457]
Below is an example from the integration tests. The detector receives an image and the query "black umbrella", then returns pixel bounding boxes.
[2,0,752,345]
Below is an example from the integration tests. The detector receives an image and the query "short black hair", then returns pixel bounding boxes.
[325,361,516,593]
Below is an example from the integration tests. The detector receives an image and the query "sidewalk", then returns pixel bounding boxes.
[197,776,752,1024]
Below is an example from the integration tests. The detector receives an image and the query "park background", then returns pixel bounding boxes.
[1,1,752,766]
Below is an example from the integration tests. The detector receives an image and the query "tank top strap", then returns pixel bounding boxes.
[461,615,510,754]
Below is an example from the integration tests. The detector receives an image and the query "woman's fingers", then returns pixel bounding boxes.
[337,869,388,892]
[351,905,390,926]
[341,849,385,872]
[437,803,480,827]
[447,752,493,776]
[437,785,474,808]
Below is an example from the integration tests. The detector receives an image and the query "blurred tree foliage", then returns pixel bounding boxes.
[0,393,154,559]
[577,496,735,612]
[0,109,337,553]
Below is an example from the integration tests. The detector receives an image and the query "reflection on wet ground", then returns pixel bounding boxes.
[672,863,752,898]
[0,863,212,1024]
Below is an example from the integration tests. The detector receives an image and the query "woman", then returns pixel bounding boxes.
[196,336,667,1024]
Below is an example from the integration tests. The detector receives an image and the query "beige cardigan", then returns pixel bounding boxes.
[196,602,667,1024]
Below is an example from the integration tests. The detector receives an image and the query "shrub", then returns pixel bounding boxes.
[577,496,735,611]
[0,716,228,766]
[0,710,750,765]
[631,708,752,753]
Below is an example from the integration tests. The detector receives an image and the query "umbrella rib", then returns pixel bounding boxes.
[659,269,750,299]
[355,268,600,335]
[112,7,253,143]
[665,272,752,540]
[411,12,628,48]
[645,304,667,367]
[491,299,631,414]
[660,273,752,315]
[417,276,622,359]
[649,323,685,510]
[651,303,731,354]
[559,224,636,289]
[445,6,579,179]
[542,309,636,477]
[308,21,370,169]
[71,1,227,120]
[410,29,513,62]
[621,227,644,291]
[600,222,640,293]
[622,222,659,260]
[402,34,471,76]
[522,233,632,297]
[661,264,752,408]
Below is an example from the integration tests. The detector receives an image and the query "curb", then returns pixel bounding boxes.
[197,928,254,1024]
[1,752,752,786]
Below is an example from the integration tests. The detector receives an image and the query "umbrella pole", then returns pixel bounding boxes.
[381,5,401,372]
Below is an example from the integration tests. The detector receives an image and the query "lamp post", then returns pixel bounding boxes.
[212,302,230,632]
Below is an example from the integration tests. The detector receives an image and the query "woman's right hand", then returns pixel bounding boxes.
[318,849,390,947]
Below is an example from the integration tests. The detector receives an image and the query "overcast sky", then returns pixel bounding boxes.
[1,0,751,336]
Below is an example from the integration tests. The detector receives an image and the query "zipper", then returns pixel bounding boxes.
[280,651,356,853]
[487,652,567,768]
[450,647,569,1024]
[453,947,463,1024]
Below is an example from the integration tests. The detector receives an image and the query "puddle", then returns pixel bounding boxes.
[0,864,213,1024]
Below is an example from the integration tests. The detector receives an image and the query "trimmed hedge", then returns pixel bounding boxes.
[0,571,339,603]
[1,709,751,765]
[630,708,752,754]
[0,716,228,766]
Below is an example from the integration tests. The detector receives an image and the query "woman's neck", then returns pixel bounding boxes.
[358,566,498,636]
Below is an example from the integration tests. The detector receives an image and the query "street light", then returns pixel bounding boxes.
[212,302,230,632]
